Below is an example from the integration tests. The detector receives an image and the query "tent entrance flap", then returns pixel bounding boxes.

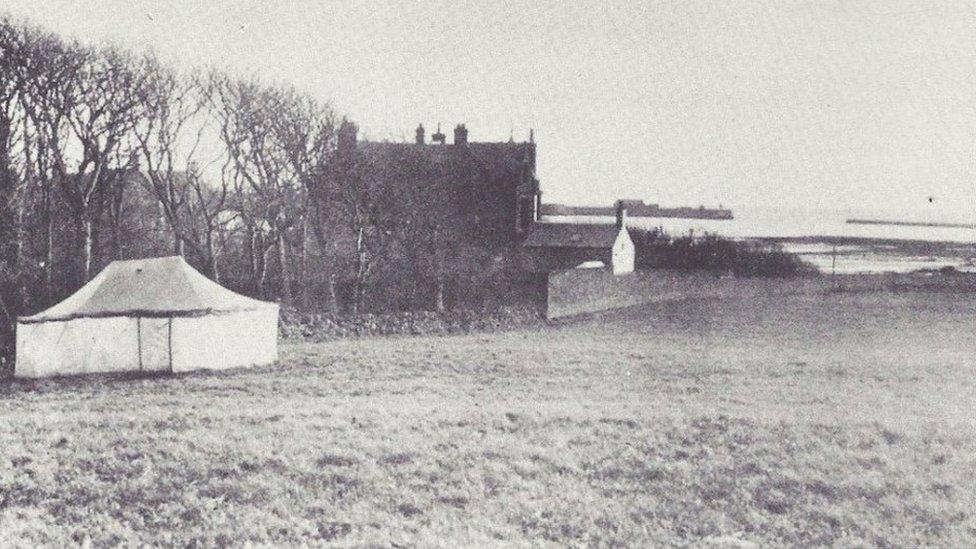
[138,317,172,372]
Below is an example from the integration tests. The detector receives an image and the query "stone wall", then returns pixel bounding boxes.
[545,269,976,319]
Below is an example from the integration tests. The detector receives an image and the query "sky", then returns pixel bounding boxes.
[4,0,976,221]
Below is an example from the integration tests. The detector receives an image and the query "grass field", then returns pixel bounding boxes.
[1,291,975,546]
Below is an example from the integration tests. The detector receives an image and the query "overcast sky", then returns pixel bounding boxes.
[5,0,976,220]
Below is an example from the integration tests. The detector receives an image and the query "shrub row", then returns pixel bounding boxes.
[631,229,817,277]
[279,304,546,341]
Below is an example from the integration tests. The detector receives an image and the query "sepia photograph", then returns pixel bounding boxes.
[0,1,975,546]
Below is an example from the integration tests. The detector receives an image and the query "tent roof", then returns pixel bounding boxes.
[20,256,275,323]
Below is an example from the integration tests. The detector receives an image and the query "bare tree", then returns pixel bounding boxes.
[70,47,150,279]
[132,57,209,256]
[328,119,374,313]
[6,22,70,300]
[181,161,236,282]
[211,75,275,298]
[131,58,235,280]
[0,17,27,332]
[274,89,338,310]
[17,37,149,281]
[210,74,329,306]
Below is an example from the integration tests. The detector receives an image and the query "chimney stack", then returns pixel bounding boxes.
[615,200,628,229]
[415,123,425,144]
[431,123,446,145]
[454,123,468,145]
[338,120,358,152]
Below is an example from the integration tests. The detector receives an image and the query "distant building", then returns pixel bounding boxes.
[521,202,635,274]
[540,200,733,220]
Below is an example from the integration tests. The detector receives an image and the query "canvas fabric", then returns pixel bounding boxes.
[15,256,278,378]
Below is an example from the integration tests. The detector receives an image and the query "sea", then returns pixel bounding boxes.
[541,207,976,274]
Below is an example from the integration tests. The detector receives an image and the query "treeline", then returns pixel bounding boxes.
[0,17,513,360]
[630,228,816,277]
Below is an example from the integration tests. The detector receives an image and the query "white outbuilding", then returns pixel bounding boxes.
[15,256,279,378]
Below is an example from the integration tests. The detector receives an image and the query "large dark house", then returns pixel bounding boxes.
[318,123,545,309]
[353,123,542,253]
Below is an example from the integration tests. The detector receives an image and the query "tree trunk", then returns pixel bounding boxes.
[306,212,339,314]
[110,217,121,261]
[0,117,14,271]
[174,233,184,256]
[0,293,13,333]
[44,188,53,303]
[353,225,368,313]
[211,254,221,284]
[299,217,310,310]
[434,278,445,312]
[14,178,29,308]
[324,272,338,313]
[204,231,219,282]
[15,117,32,309]
[108,178,124,261]
[82,217,94,282]
[258,241,273,300]
[277,229,293,307]
[249,228,262,293]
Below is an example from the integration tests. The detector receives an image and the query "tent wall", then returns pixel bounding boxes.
[170,307,278,373]
[139,317,172,372]
[15,317,139,378]
[15,306,278,378]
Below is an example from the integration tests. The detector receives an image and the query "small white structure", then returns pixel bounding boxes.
[15,256,278,378]
[609,226,635,275]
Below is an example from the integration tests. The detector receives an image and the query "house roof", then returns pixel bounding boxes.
[357,141,539,193]
[522,223,624,249]
[20,256,275,323]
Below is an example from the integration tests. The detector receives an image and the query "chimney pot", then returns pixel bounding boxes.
[431,123,446,145]
[454,123,468,145]
[338,120,359,151]
[615,200,628,229]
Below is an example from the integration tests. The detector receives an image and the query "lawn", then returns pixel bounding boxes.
[0,291,974,546]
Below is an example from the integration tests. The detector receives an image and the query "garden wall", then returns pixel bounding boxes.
[545,269,976,319]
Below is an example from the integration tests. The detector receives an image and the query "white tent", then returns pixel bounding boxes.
[15,256,279,378]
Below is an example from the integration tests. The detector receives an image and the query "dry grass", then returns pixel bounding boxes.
[1,292,975,546]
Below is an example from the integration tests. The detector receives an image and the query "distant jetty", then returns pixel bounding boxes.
[847,218,976,230]
[541,200,733,220]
